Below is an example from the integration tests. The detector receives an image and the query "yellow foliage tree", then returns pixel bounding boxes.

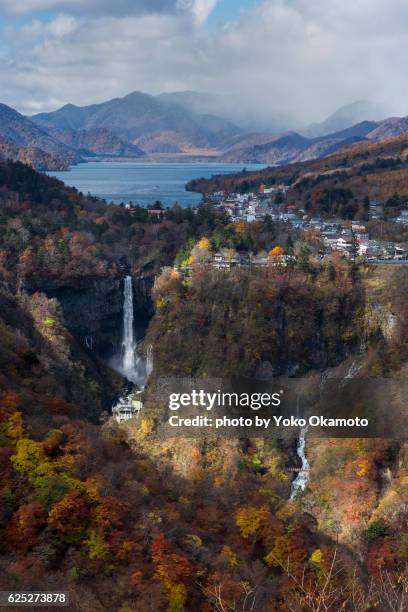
[356,459,370,477]
[235,504,271,539]
[166,582,186,612]
[268,246,284,258]
[309,548,323,568]
[11,438,50,479]
[140,416,154,437]
[220,545,239,568]
[85,529,109,560]
[0,411,24,444]
[197,237,211,250]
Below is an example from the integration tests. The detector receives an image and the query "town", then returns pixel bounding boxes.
[196,184,408,267]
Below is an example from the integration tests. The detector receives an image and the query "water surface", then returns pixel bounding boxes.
[49,161,265,207]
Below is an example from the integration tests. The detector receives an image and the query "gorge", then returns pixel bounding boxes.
[1,156,407,610]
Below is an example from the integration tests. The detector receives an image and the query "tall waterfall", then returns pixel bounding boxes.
[122,275,136,378]
[114,275,152,387]
[112,276,152,422]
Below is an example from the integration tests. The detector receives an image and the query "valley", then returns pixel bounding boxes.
[3,0,408,608]
[1,134,408,609]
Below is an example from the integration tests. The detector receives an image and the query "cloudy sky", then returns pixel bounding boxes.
[0,0,407,126]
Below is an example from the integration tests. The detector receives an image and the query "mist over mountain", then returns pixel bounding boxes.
[1,91,408,170]
[32,91,242,155]
[305,100,387,138]
[156,90,294,133]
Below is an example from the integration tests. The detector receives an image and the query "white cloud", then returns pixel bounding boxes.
[45,14,77,37]
[191,0,218,26]
[1,0,408,125]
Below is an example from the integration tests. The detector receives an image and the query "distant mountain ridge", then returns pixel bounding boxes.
[219,115,408,165]
[32,91,242,155]
[305,100,387,137]
[1,93,408,171]
[219,121,379,164]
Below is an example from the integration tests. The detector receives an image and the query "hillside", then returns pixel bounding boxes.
[2,159,408,608]
[0,103,79,167]
[0,135,69,171]
[369,116,408,141]
[46,127,145,159]
[189,133,408,218]
[220,121,379,164]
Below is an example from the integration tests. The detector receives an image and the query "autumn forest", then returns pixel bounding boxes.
[1,150,408,612]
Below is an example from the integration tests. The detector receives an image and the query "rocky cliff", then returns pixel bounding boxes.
[22,273,154,361]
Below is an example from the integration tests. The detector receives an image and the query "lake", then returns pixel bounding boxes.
[49,161,265,207]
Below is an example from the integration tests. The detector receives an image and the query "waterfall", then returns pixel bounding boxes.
[111,276,153,421]
[290,426,310,500]
[122,275,136,378]
[146,344,153,379]
[112,275,152,387]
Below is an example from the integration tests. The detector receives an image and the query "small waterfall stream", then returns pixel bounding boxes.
[289,395,310,500]
[146,344,153,379]
[290,426,310,500]
[289,360,362,500]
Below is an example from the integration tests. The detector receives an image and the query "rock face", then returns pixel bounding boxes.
[23,274,154,360]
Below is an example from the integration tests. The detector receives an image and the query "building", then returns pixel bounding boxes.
[112,392,143,423]
[395,244,408,260]
[148,208,166,218]
[396,210,408,224]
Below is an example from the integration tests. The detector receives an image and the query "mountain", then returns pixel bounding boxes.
[0,103,79,167]
[306,100,386,137]
[32,91,242,155]
[46,127,145,158]
[220,121,378,164]
[222,132,310,164]
[22,91,408,166]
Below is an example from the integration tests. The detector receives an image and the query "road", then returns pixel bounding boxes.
[369,259,408,265]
